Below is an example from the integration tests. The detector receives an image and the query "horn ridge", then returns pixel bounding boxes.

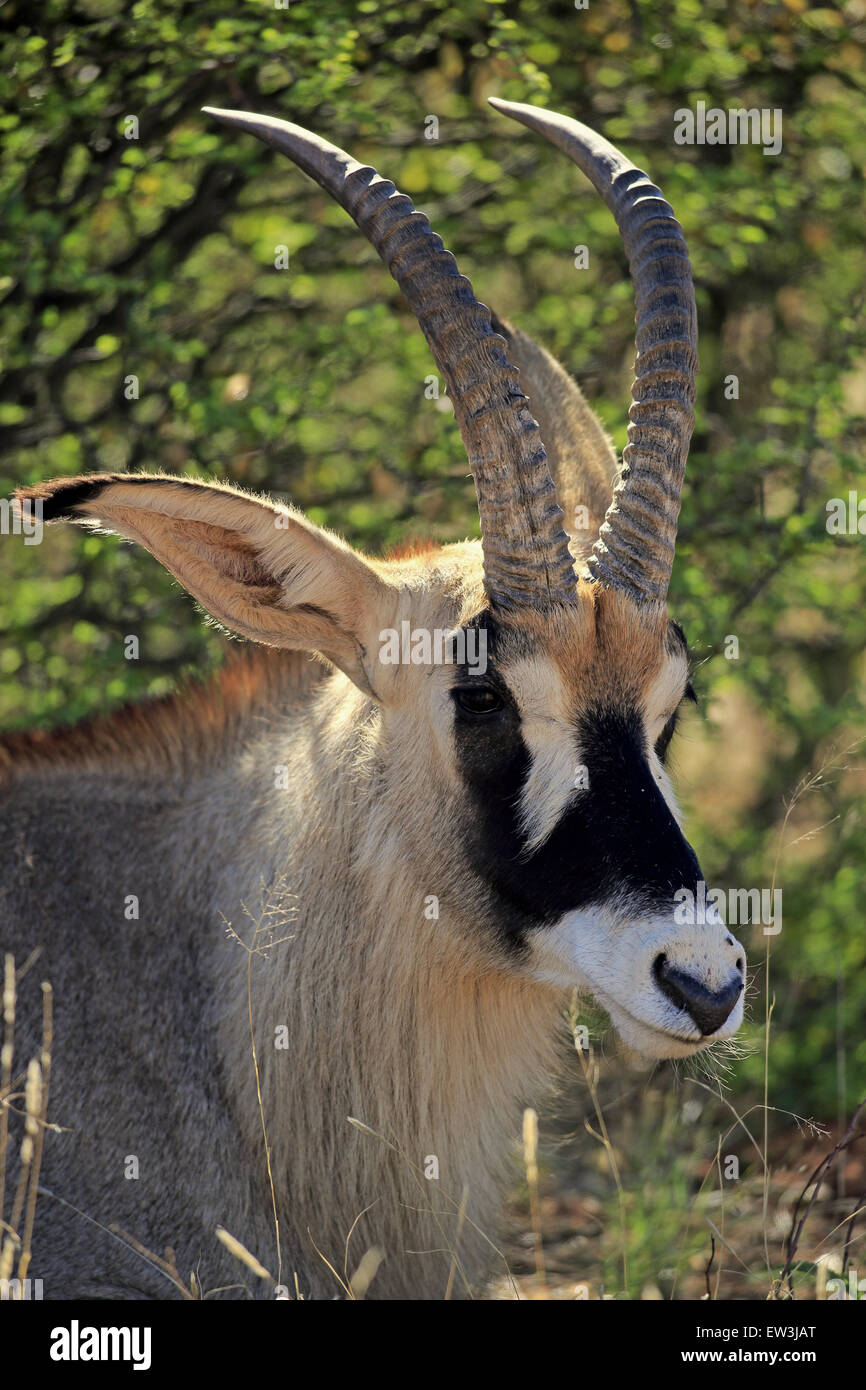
[203,106,577,611]
[489,97,698,604]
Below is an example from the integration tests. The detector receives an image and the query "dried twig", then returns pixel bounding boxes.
[778,1096,866,1298]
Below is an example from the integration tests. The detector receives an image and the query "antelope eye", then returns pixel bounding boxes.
[452,685,504,716]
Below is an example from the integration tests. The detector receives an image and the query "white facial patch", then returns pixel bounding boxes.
[507,656,586,855]
[642,649,692,828]
[643,648,690,749]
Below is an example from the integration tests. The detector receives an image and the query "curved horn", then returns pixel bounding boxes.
[202,107,576,611]
[489,98,698,605]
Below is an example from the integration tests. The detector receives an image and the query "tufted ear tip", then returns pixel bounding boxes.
[14,474,118,524]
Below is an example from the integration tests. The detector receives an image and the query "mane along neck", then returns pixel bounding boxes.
[208,678,563,1299]
[0,645,322,781]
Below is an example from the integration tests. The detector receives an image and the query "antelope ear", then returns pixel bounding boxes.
[15,473,398,699]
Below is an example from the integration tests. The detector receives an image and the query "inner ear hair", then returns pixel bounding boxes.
[15,472,396,698]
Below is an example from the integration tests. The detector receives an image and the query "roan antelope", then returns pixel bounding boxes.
[1,99,745,1300]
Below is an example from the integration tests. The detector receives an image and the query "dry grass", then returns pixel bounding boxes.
[495,1083,865,1301]
[0,952,55,1298]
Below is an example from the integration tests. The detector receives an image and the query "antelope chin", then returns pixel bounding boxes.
[581,970,745,1059]
[527,906,746,1059]
[592,990,707,1060]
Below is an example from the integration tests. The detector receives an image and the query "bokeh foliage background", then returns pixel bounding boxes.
[2,0,865,1297]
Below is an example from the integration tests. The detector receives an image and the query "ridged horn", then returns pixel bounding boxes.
[489,98,698,605]
[202,107,576,611]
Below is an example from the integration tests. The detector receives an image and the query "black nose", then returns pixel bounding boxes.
[653,955,743,1036]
